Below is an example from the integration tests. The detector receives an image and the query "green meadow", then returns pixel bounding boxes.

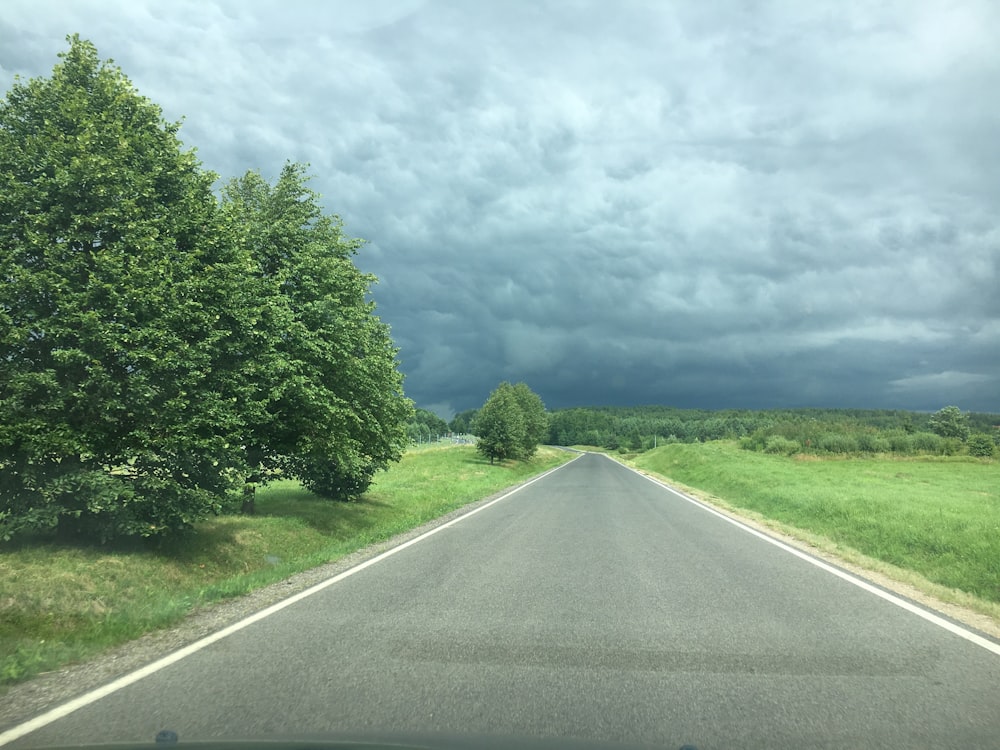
[633,442,1000,609]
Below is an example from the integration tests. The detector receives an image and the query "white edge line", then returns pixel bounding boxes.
[0,455,580,748]
[605,454,1000,657]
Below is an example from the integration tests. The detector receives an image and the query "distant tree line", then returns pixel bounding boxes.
[407,408,449,443]
[0,38,412,542]
[544,404,998,458]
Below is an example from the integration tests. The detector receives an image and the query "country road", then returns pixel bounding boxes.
[4,453,1000,750]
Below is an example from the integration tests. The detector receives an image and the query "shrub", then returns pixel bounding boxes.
[765,436,801,455]
[911,432,943,454]
[740,432,767,452]
[855,433,892,454]
[885,431,913,454]
[967,434,996,458]
[941,438,963,456]
[819,433,858,454]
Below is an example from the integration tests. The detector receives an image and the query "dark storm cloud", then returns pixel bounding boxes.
[3,0,998,415]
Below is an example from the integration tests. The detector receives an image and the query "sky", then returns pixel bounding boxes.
[2,1,998,417]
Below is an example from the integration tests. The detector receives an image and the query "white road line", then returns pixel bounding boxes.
[0,456,579,748]
[615,454,1000,657]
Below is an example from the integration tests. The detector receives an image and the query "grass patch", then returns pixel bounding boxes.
[632,442,1000,608]
[0,445,572,687]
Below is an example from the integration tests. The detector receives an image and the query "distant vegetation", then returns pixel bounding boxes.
[407,408,450,443]
[546,404,998,458]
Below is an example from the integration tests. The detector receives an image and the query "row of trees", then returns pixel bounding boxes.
[543,404,997,457]
[406,408,450,443]
[0,37,412,542]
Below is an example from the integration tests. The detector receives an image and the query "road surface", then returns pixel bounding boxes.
[4,453,1000,749]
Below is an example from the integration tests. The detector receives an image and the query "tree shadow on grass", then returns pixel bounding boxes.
[253,486,392,537]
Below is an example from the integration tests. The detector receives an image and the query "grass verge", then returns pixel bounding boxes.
[0,445,573,687]
[631,442,1000,618]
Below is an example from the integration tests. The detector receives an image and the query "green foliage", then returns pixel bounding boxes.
[472,381,547,463]
[764,436,800,455]
[817,433,858,454]
[219,163,412,501]
[929,405,971,441]
[473,383,526,464]
[449,408,477,434]
[967,434,996,458]
[0,38,412,539]
[0,36,240,541]
[547,405,1000,456]
[407,408,449,443]
[509,382,549,459]
[911,431,944,453]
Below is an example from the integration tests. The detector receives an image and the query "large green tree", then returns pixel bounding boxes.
[473,384,526,464]
[0,37,249,540]
[220,164,412,501]
[928,405,970,441]
[473,382,546,463]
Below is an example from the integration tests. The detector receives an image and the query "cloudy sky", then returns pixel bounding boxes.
[2,1,998,416]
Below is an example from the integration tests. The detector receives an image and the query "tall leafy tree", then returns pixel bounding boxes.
[0,37,249,540]
[928,405,970,441]
[220,164,412,500]
[509,382,548,458]
[473,383,526,464]
[449,409,478,434]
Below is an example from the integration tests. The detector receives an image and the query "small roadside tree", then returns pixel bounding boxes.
[929,406,970,441]
[473,384,526,464]
[473,382,547,463]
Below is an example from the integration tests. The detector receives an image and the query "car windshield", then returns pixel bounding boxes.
[1,3,998,750]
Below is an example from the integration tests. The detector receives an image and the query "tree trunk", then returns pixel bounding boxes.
[241,484,256,515]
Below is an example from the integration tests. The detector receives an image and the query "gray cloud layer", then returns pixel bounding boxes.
[3,0,998,415]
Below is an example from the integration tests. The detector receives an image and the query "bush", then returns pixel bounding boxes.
[856,433,892,454]
[911,432,943,454]
[818,433,858,454]
[885,431,913,454]
[967,434,996,458]
[740,430,768,452]
[941,438,963,456]
[765,436,801,455]
[294,459,374,501]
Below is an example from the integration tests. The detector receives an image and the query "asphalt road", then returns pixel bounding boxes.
[6,453,1000,750]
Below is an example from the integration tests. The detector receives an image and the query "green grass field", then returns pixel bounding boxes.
[0,444,573,687]
[632,442,1000,609]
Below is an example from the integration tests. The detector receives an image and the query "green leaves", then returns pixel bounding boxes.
[473,382,548,464]
[1,37,412,540]
[928,406,971,442]
[220,163,412,501]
